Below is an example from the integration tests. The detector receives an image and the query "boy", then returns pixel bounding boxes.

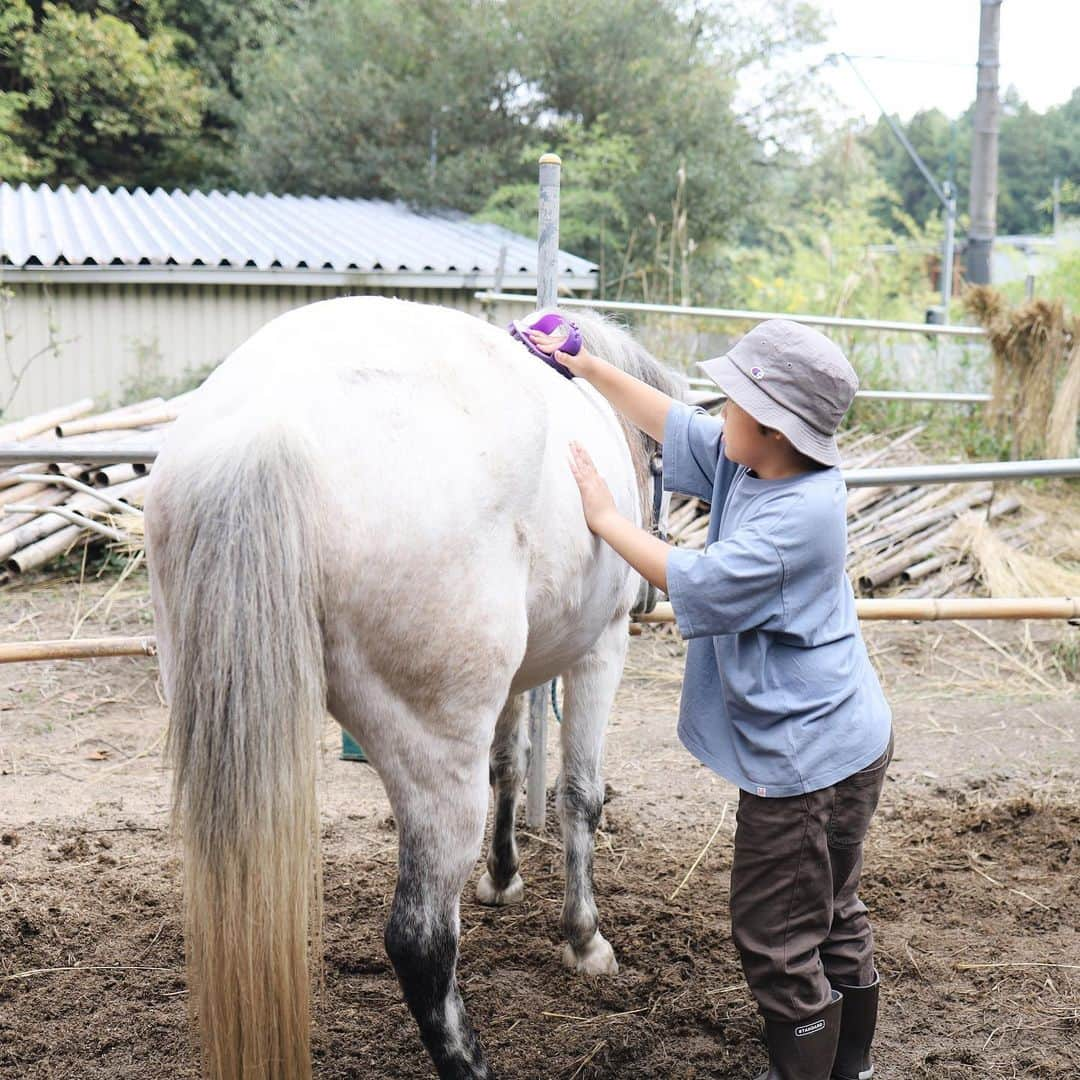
[532,318,893,1080]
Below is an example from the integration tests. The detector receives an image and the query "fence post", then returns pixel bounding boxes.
[526,153,562,830]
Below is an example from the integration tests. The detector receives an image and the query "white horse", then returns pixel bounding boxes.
[144,296,682,1079]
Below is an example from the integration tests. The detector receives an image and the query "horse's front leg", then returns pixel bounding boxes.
[557,617,627,976]
[476,693,528,907]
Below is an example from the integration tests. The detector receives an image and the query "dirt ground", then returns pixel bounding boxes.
[1,568,1078,1079]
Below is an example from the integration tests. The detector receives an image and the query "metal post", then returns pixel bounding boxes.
[527,153,562,829]
[967,0,1002,284]
[537,154,562,309]
[525,685,549,829]
[942,182,957,321]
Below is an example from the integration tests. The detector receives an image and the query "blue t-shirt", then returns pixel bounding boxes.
[663,402,892,797]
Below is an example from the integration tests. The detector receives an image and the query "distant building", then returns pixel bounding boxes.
[0,183,597,418]
[991,223,1079,286]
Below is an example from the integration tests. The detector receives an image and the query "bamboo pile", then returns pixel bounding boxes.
[0,394,183,580]
[664,424,1048,599]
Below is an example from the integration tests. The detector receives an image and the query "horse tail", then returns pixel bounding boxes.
[152,426,325,1080]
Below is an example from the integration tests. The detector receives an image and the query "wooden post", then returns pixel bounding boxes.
[0,637,157,663]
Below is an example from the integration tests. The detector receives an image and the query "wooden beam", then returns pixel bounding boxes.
[0,637,158,663]
[637,598,1080,625]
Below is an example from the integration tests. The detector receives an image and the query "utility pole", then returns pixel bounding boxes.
[967,0,1002,284]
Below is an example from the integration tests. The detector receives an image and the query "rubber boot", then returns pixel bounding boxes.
[830,971,880,1080]
[753,991,842,1080]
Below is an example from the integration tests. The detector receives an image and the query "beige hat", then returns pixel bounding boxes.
[698,319,858,466]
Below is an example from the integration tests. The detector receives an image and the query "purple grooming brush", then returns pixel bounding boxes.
[508,311,582,379]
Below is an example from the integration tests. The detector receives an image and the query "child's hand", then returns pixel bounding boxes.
[526,330,597,379]
[568,441,619,534]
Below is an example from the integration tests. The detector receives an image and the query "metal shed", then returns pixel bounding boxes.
[0,183,597,418]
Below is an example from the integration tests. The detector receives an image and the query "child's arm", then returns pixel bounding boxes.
[529,331,675,444]
[569,442,669,591]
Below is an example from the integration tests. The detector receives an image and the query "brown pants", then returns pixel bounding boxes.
[729,733,894,1021]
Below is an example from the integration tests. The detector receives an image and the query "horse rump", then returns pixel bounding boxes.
[146,425,326,1080]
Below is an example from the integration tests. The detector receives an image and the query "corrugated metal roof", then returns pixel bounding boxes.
[0,182,597,282]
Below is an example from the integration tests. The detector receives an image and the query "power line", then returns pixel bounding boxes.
[839,53,974,68]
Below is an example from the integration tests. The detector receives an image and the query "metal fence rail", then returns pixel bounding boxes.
[843,459,1080,487]
[689,386,992,406]
[5,446,1077,487]
[0,447,157,466]
[477,291,988,338]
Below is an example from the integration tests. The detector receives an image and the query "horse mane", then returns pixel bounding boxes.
[555,306,688,522]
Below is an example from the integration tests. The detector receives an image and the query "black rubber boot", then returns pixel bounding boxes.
[753,991,843,1080]
[830,971,880,1079]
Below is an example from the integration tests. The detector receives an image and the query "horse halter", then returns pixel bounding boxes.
[632,451,670,617]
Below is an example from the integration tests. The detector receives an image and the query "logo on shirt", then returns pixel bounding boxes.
[756,786,767,796]
[750,365,765,380]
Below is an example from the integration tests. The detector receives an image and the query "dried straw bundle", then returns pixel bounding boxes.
[949,510,1080,598]
[1046,321,1080,458]
[962,286,1078,457]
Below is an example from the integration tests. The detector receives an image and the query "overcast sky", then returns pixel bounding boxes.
[760,0,1080,123]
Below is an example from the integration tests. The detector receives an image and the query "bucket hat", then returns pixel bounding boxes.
[698,319,858,466]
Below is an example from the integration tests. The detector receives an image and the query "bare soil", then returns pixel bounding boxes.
[1,569,1078,1078]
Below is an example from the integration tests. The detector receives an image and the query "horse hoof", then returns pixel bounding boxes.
[476,871,525,907]
[562,933,619,976]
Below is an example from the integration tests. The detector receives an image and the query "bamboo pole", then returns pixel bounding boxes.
[0,399,95,442]
[91,463,141,488]
[0,464,48,489]
[6,522,87,574]
[3,504,130,542]
[4,592,1078,665]
[856,494,1021,591]
[0,476,146,560]
[0,637,158,663]
[0,479,52,508]
[12,472,144,515]
[0,486,70,536]
[637,597,1080,624]
[55,397,166,438]
[847,489,923,540]
[58,408,176,437]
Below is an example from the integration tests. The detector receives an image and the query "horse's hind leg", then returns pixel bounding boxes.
[557,618,626,976]
[477,694,527,907]
[381,736,493,1080]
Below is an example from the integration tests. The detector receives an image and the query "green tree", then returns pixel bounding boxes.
[859,108,962,230]
[156,0,302,186]
[711,137,937,322]
[230,0,826,282]
[0,1,208,188]
[231,0,526,207]
[477,122,637,294]
[470,1,827,298]
[860,88,1080,238]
